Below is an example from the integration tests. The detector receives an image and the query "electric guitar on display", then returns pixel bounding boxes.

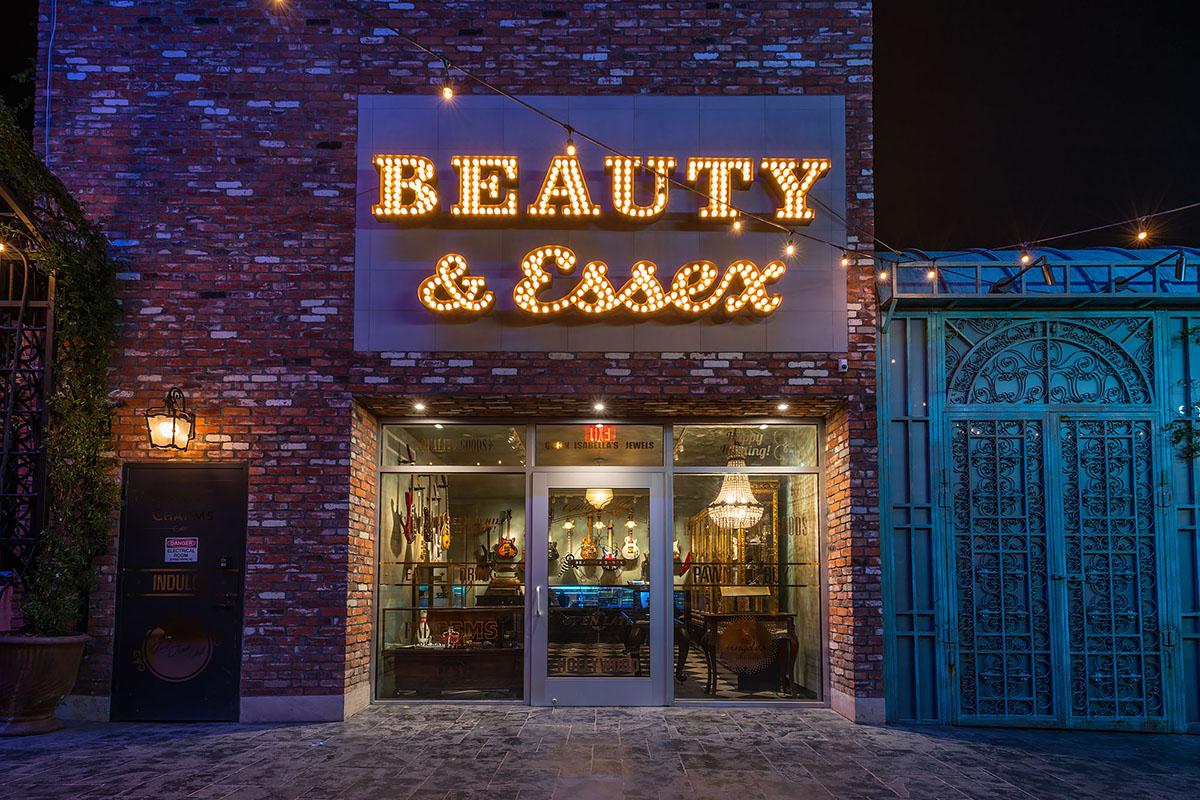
[495,510,518,560]
[621,532,641,561]
[559,519,576,575]
[579,524,600,560]
[601,523,622,571]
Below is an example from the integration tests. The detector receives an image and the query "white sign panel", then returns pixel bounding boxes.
[164,536,199,563]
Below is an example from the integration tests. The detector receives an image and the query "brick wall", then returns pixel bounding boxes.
[38,1,877,715]
[346,402,378,696]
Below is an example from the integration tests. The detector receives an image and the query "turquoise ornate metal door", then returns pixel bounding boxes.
[948,414,1173,730]
[948,418,1056,723]
[885,306,1195,729]
[938,315,1174,729]
[1057,418,1168,729]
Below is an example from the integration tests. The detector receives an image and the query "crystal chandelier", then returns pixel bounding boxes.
[707,434,763,530]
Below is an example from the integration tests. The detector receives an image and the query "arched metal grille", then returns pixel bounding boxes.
[0,190,54,614]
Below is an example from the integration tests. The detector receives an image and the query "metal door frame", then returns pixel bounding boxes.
[942,409,1177,731]
[111,462,248,722]
[1051,411,1175,732]
[941,411,1060,728]
[528,469,669,706]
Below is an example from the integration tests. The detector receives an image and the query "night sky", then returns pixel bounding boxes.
[4,1,1199,250]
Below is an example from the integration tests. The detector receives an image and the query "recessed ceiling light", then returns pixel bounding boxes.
[413,401,427,413]
[434,423,443,429]
[593,401,606,412]
[759,424,768,430]
[776,402,789,412]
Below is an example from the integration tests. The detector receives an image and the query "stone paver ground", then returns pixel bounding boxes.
[1,704,1198,799]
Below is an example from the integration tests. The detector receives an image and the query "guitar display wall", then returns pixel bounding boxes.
[376,471,526,699]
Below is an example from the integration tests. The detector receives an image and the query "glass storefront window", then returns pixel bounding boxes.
[673,423,818,468]
[376,472,525,699]
[672,473,822,700]
[382,424,526,467]
[546,487,652,677]
[536,424,663,466]
[375,421,823,704]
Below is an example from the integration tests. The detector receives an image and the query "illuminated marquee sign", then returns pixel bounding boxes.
[354,95,850,353]
[371,150,831,318]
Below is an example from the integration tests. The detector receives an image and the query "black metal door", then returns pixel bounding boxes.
[111,464,247,721]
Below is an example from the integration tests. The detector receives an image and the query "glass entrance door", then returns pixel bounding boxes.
[529,471,668,705]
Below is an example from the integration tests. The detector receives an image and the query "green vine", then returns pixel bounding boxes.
[0,102,119,635]
[1169,419,1200,461]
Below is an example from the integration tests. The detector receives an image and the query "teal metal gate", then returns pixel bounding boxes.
[949,417,1055,724]
[880,250,1200,732]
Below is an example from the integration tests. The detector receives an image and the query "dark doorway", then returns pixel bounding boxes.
[111,464,247,721]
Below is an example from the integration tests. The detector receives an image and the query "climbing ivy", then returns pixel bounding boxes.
[0,102,119,635]
[1169,420,1200,461]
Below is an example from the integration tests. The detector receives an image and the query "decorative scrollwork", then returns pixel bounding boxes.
[1059,419,1164,720]
[945,317,1153,406]
[951,419,1054,718]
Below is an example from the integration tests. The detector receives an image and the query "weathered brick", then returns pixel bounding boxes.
[37,0,879,710]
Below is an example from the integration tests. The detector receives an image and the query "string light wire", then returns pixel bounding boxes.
[316,0,852,256]
[897,201,1200,267]
[305,1,1196,267]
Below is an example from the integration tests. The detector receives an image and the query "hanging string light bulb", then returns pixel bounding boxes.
[565,128,577,157]
[785,239,796,256]
[440,59,454,100]
[840,251,851,267]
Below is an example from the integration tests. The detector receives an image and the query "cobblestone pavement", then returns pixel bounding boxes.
[2,705,1199,799]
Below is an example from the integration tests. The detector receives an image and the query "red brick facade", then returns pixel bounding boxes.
[38,1,878,720]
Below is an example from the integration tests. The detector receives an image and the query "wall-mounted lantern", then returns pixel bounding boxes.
[144,387,196,450]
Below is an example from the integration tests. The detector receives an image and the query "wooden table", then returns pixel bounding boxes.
[684,611,799,695]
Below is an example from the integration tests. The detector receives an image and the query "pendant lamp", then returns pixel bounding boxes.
[585,487,613,509]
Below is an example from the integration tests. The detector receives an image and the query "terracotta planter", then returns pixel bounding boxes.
[0,633,89,735]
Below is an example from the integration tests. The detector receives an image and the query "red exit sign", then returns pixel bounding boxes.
[584,424,616,444]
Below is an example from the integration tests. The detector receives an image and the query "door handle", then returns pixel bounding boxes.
[535,585,543,617]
